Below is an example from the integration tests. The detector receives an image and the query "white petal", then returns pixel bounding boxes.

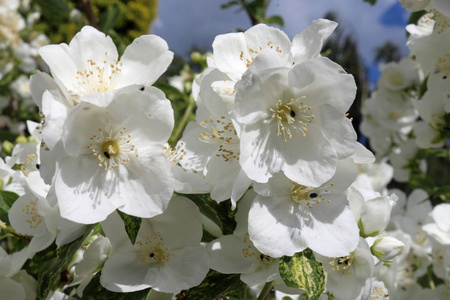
[118,35,173,87]
[290,19,337,63]
[55,156,124,224]
[248,195,307,257]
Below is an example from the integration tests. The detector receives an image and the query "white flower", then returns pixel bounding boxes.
[211,19,337,82]
[100,195,210,293]
[235,60,357,186]
[52,86,174,224]
[177,68,250,205]
[38,25,173,103]
[378,56,421,91]
[249,159,359,258]
[163,143,210,195]
[0,247,35,300]
[316,237,375,300]
[348,186,397,237]
[353,160,393,194]
[8,190,57,253]
[389,140,426,182]
[208,190,279,287]
[72,236,112,297]
[370,236,406,261]
[423,203,450,245]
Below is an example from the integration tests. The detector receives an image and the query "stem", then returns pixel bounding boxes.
[169,95,195,145]
[257,281,273,300]
[0,221,22,238]
[241,285,248,300]
[79,0,99,29]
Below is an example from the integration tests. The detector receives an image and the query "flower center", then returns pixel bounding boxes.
[20,153,38,176]
[270,97,315,142]
[199,116,240,162]
[242,232,274,265]
[430,9,450,35]
[101,141,120,159]
[290,182,334,208]
[135,232,170,266]
[435,53,450,78]
[69,54,122,101]
[329,254,354,274]
[387,70,404,87]
[239,42,284,68]
[87,126,138,171]
[164,143,186,165]
[22,201,43,229]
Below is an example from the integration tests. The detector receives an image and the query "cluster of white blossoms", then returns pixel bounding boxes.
[0,0,49,134]
[356,1,450,299]
[0,8,448,300]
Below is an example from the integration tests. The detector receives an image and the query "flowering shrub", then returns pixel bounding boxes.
[0,1,449,299]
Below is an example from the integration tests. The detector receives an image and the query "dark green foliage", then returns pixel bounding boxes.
[117,211,142,245]
[23,225,95,300]
[0,191,20,224]
[181,270,246,300]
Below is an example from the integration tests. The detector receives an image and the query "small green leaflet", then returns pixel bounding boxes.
[117,210,142,245]
[279,249,326,300]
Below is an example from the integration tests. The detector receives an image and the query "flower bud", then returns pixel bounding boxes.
[190,51,204,64]
[2,140,13,155]
[370,236,405,261]
[15,135,27,144]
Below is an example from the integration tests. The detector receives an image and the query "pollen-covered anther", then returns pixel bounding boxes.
[198,116,240,162]
[135,232,170,266]
[20,153,38,176]
[22,201,42,229]
[435,53,450,78]
[71,54,123,100]
[270,96,313,142]
[291,182,334,207]
[329,254,353,274]
[164,143,187,164]
[241,232,272,264]
[87,126,138,171]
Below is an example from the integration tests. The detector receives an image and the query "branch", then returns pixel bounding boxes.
[79,0,99,29]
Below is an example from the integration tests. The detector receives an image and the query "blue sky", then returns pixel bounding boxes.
[152,0,410,85]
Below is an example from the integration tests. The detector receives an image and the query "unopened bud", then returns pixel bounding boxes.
[2,140,13,155]
[370,236,405,261]
[190,52,204,64]
[15,136,27,144]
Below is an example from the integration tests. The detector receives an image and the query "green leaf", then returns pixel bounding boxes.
[279,249,326,300]
[23,225,95,300]
[182,193,223,231]
[82,272,151,299]
[117,211,141,245]
[0,191,20,224]
[217,200,237,235]
[0,190,19,207]
[182,270,246,300]
[220,1,239,9]
[265,15,284,27]
[363,0,377,5]
[418,75,428,99]
[99,3,121,34]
